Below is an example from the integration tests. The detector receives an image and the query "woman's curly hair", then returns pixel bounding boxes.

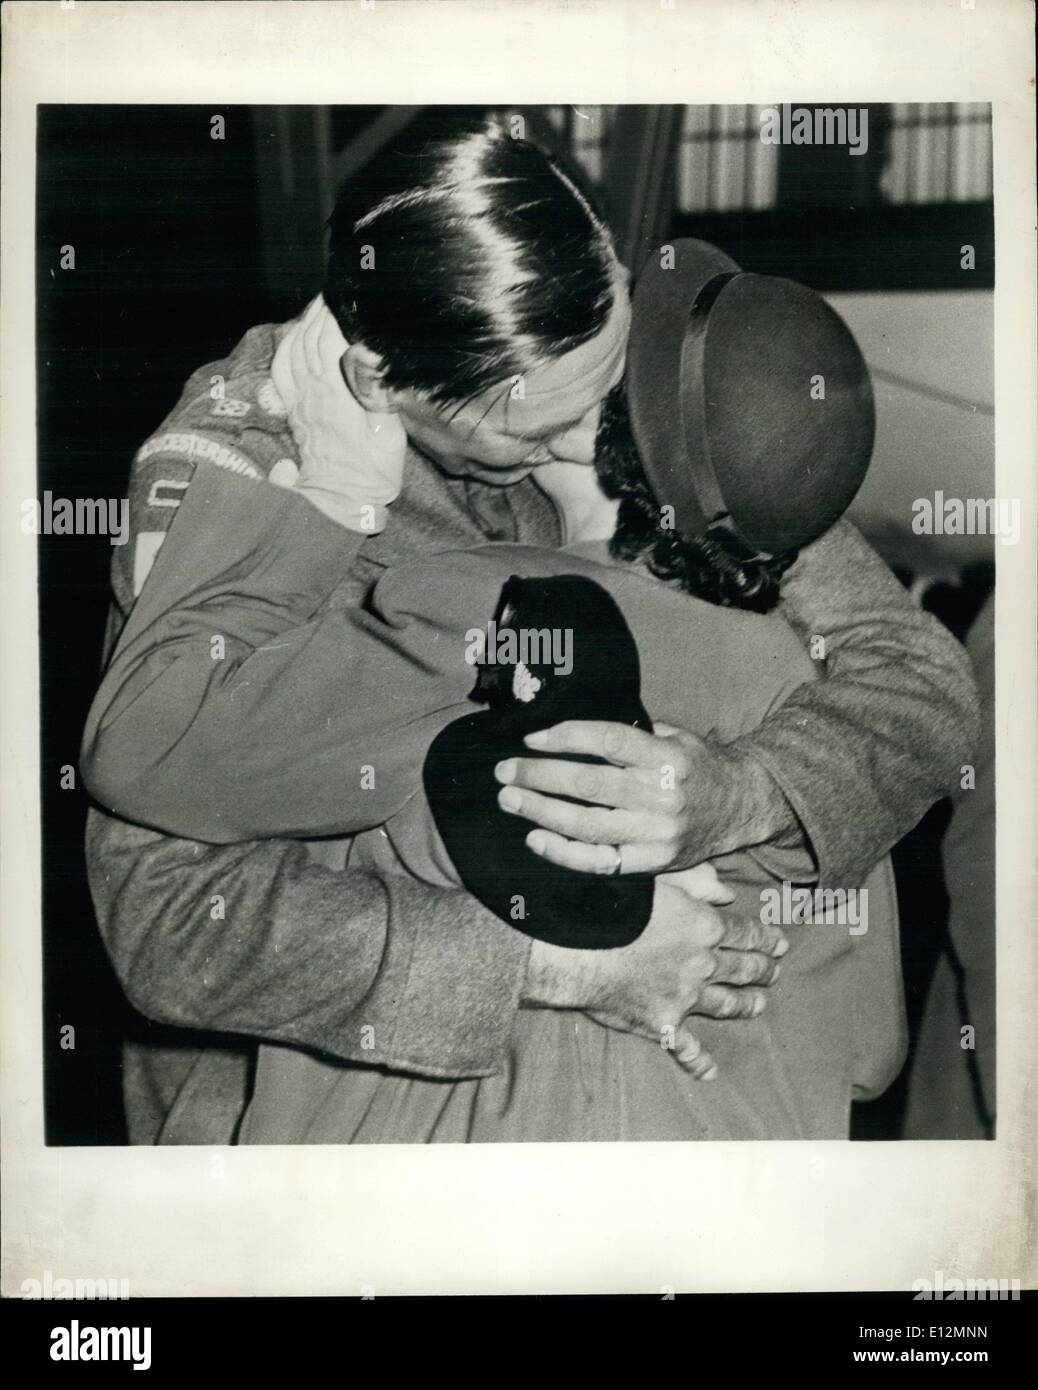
[594,384,799,614]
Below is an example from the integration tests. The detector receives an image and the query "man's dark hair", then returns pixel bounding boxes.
[594,385,799,613]
[324,114,617,407]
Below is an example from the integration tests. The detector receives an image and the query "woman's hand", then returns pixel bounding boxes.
[271,296,407,532]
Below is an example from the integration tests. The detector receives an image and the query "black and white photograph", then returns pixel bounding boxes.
[37,98,997,1149]
[2,0,1035,1327]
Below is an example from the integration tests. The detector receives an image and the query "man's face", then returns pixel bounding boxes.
[393,268,630,486]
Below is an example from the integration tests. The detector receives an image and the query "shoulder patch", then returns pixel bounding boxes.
[210,398,251,418]
[136,431,263,480]
[146,478,191,510]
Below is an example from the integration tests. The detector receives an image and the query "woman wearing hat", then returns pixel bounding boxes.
[189,243,913,1142]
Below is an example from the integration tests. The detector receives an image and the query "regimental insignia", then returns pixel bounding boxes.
[512,662,543,704]
[210,397,251,418]
[136,431,263,480]
[145,479,190,510]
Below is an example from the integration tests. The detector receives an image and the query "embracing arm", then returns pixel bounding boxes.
[87,804,785,1082]
[82,300,469,842]
[85,805,533,1079]
[81,461,477,841]
[732,519,980,886]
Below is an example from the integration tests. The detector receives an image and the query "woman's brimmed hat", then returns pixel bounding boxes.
[627,238,875,556]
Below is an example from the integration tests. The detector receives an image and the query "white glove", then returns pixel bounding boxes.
[270,296,407,533]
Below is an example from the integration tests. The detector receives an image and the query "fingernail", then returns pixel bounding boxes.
[772,963,782,981]
[527,831,546,855]
[524,730,548,748]
[752,995,766,1016]
[774,936,790,957]
[701,1066,718,1082]
[498,787,522,813]
[494,759,517,784]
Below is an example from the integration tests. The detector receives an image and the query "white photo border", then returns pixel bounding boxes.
[2,0,1035,1297]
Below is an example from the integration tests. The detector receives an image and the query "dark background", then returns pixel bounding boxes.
[37,105,994,1144]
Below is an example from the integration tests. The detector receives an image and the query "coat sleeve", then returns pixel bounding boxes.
[84,451,531,1079]
[81,457,487,841]
[85,805,531,1079]
[731,519,981,888]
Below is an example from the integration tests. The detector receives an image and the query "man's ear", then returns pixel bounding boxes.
[342,343,400,412]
